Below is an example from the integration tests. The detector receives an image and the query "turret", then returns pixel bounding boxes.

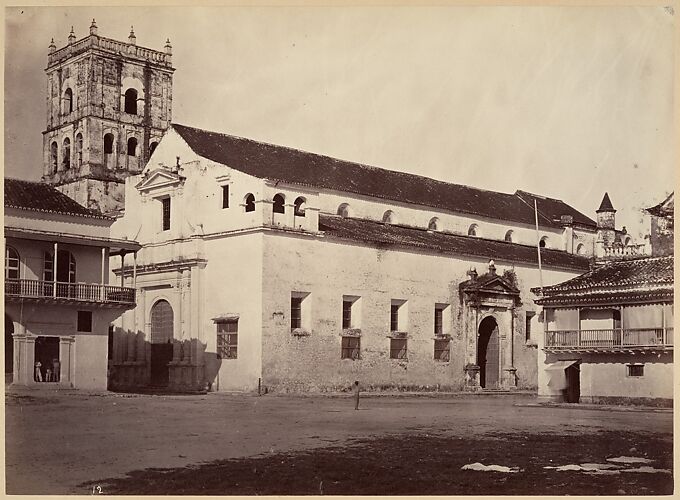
[595,192,617,256]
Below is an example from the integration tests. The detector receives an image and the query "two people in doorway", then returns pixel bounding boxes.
[34,359,60,382]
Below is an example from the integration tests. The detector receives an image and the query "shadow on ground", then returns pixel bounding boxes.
[84,430,672,495]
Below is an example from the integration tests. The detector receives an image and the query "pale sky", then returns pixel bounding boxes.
[4,5,676,237]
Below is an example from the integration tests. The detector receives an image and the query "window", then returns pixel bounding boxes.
[539,236,548,248]
[244,193,255,212]
[161,198,171,231]
[468,224,478,237]
[504,230,514,243]
[5,247,20,279]
[294,197,306,217]
[382,210,395,224]
[434,339,450,362]
[216,321,238,359]
[273,193,285,214]
[75,133,83,167]
[62,138,71,170]
[77,311,92,332]
[104,133,114,154]
[390,338,407,360]
[434,307,444,335]
[390,304,400,332]
[149,141,159,156]
[341,336,360,359]
[150,300,174,344]
[50,142,58,173]
[222,185,230,209]
[343,299,353,329]
[291,296,303,329]
[337,203,350,218]
[390,300,407,332]
[627,364,644,377]
[428,217,440,231]
[576,243,585,255]
[124,88,138,115]
[525,311,536,342]
[64,88,73,114]
[43,252,54,282]
[127,137,138,157]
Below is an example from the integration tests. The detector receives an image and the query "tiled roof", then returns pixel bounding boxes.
[173,123,596,229]
[645,192,673,218]
[318,215,590,271]
[516,191,597,229]
[534,255,673,305]
[4,178,110,219]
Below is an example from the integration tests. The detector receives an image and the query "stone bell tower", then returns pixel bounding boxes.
[595,192,616,256]
[42,20,175,214]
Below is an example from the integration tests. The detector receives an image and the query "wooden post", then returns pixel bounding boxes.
[53,242,58,298]
[100,247,106,301]
[576,307,581,347]
[120,252,125,288]
[132,251,137,290]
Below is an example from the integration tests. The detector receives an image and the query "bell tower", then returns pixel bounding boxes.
[42,21,175,214]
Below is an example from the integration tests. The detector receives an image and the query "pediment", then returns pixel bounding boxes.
[460,274,520,296]
[135,168,185,193]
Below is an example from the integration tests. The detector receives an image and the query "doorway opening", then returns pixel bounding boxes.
[150,300,174,386]
[477,316,500,389]
[565,363,580,403]
[5,315,14,383]
[34,336,60,382]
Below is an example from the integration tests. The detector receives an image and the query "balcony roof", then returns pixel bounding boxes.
[5,226,141,254]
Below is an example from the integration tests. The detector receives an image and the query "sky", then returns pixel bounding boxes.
[4,5,676,238]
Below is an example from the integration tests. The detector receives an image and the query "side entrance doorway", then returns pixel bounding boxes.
[150,300,174,386]
[5,315,14,383]
[477,316,500,389]
[565,363,580,403]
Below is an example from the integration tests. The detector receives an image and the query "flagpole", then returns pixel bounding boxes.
[534,200,544,294]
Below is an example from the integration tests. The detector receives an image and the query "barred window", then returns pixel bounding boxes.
[626,364,644,377]
[341,336,360,360]
[342,300,353,329]
[291,296,303,329]
[390,338,407,360]
[390,304,400,332]
[161,198,171,231]
[434,339,450,362]
[217,321,238,359]
[222,185,229,209]
[434,307,443,335]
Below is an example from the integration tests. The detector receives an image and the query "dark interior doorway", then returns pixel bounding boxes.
[477,316,500,389]
[5,315,14,382]
[565,364,580,403]
[150,300,174,386]
[35,336,60,382]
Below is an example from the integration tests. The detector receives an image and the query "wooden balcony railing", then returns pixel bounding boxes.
[5,279,135,306]
[545,328,673,350]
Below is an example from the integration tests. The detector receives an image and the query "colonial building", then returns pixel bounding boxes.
[535,194,674,406]
[42,21,174,215]
[4,178,139,389]
[108,123,596,393]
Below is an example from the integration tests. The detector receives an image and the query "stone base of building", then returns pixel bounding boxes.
[108,361,206,393]
[580,395,673,408]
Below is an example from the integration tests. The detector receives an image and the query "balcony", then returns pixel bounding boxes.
[545,328,673,352]
[5,279,135,307]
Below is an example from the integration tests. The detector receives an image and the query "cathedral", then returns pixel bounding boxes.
[40,23,619,394]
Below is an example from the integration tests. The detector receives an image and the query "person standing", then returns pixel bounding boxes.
[34,361,42,382]
[353,380,361,410]
[52,358,61,382]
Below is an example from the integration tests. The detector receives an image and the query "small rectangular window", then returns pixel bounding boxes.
[341,336,360,359]
[217,321,238,359]
[390,338,407,360]
[390,304,400,332]
[434,307,444,335]
[627,364,644,377]
[222,185,229,209]
[77,311,92,332]
[161,198,171,231]
[342,300,353,329]
[434,339,450,362]
[291,296,303,330]
[526,311,536,342]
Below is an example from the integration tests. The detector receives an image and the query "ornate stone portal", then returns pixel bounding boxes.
[460,261,521,391]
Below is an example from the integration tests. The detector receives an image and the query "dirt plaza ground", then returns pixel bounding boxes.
[5,388,673,495]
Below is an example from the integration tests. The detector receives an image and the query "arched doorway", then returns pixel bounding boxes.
[150,300,174,386]
[5,315,14,383]
[477,316,500,389]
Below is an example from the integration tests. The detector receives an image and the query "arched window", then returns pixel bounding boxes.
[382,210,395,224]
[149,141,159,156]
[623,236,632,246]
[244,193,256,213]
[150,300,174,344]
[50,142,58,173]
[428,217,440,231]
[124,88,138,115]
[273,194,285,214]
[127,137,138,157]
[64,88,73,114]
[468,224,479,237]
[504,230,514,243]
[539,236,548,248]
[337,203,350,218]
[5,247,19,280]
[294,197,306,217]
[75,133,83,167]
[576,243,585,255]
[104,133,114,154]
[62,138,71,170]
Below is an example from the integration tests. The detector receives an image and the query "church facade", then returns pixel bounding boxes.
[108,124,596,393]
